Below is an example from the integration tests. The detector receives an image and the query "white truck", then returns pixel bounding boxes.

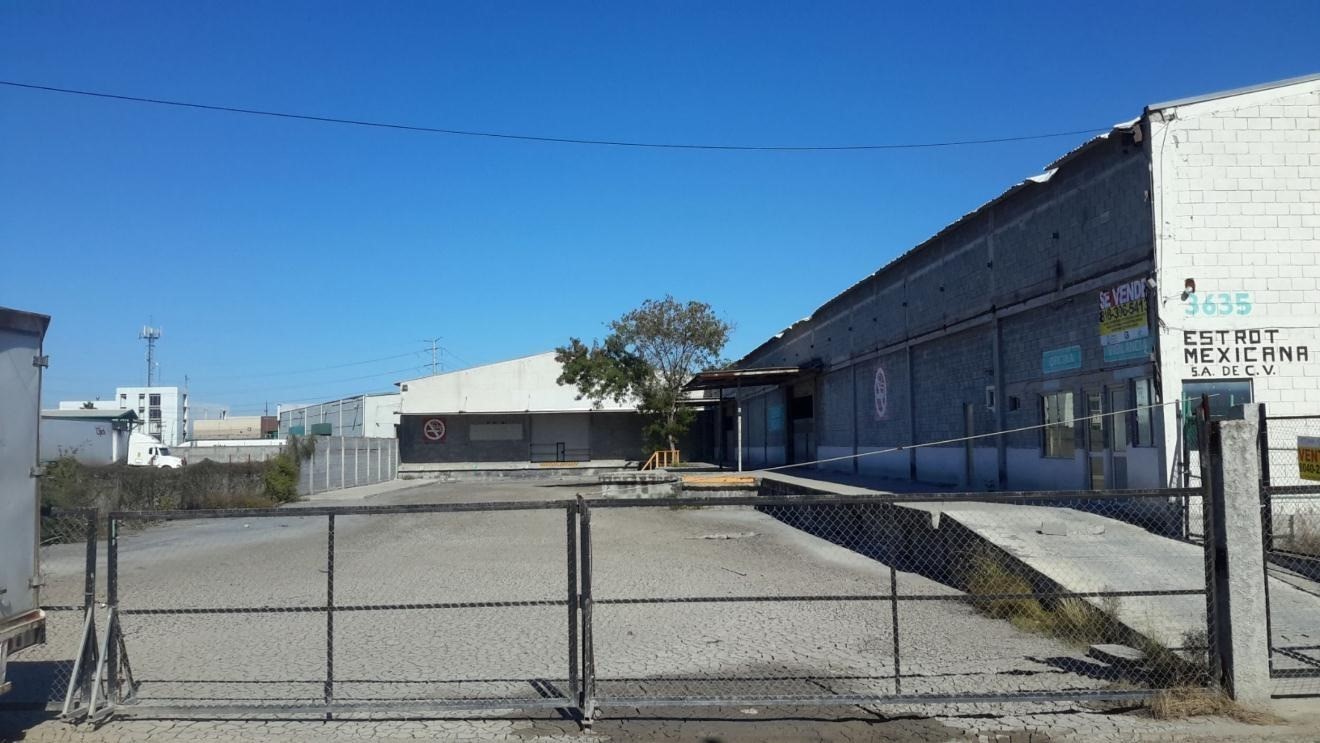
[126,431,185,468]
[1,307,50,696]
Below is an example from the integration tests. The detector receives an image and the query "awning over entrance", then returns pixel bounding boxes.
[682,362,821,392]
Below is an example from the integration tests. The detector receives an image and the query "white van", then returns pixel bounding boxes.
[127,431,185,468]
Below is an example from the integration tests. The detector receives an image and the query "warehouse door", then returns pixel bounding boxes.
[1085,391,1106,490]
[787,392,815,465]
[530,414,590,462]
[1084,386,1130,490]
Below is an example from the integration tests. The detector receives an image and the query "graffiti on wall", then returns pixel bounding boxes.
[874,366,889,420]
[1183,329,1311,377]
[1099,279,1151,363]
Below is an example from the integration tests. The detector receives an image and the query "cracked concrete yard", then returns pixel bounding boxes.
[4,477,1318,741]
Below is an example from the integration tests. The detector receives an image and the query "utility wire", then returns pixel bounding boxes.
[197,350,424,381]
[0,80,1108,152]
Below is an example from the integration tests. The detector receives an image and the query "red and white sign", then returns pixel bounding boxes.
[422,418,447,443]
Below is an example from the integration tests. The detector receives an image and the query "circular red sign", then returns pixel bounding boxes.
[422,418,447,442]
[874,367,888,420]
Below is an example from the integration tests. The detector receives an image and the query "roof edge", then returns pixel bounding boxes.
[1146,71,1320,113]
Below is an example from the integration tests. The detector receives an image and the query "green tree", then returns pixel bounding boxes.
[556,295,731,451]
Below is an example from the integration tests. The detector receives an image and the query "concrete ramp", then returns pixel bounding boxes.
[760,471,1320,654]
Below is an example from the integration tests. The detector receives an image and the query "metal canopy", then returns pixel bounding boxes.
[682,364,815,391]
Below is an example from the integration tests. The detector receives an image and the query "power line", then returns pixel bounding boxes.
[0,79,1109,152]
[196,350,423,381]
[205,365,425,397]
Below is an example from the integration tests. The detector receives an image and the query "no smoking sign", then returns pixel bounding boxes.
[422,417,447,443]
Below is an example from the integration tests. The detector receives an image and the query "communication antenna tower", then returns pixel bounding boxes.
[140,324,162,386]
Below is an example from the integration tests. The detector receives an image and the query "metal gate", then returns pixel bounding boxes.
[1258,406,1320,696]
[58,482,1229,724]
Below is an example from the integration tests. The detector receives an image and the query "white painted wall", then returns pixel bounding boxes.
[1150,76,1320,484]
[399,352,637,414]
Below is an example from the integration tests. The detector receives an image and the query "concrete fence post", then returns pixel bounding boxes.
[1210,406,1271,705]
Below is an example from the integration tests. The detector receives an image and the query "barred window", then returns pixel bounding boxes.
[1041,391,1075,458]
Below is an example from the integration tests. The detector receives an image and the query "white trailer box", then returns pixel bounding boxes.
[39,409,137,465]
[0,307,50,695]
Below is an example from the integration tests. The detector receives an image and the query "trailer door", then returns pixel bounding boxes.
[0,313,46,626]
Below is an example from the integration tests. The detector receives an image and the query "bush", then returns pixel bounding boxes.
[40,456,278,513]
[263,454,301,503]
[262,435,314,504]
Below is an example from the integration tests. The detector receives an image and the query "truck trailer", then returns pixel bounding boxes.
[0,307,50,696]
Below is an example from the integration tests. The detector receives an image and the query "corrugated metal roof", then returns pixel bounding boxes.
[732,72,1320,371]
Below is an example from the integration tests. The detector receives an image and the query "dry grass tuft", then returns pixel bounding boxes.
[1147,687,1281,724]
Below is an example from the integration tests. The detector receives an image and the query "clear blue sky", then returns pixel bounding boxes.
[3,2,1317,414]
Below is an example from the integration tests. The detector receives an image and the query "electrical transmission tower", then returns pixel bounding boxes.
[421,337,443,375]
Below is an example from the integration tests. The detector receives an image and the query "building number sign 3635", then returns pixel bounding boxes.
[1185,291,1252,316]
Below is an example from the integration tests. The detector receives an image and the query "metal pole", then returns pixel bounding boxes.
[567,501,580,713]
[1198,398,1223,690]
[355,439,360,486]
[889,562,902,695]
[1258,402,1275,675]
[340,436,345,491]
[106,517,119,702]
[325,514,335,718]
[83,510,98,613]
[579,498,596,725]
[1258,403,1273,549]
[964,402,975,490]
[736,382,743,473]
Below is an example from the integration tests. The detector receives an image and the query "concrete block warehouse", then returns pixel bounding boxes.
[698,74,1320,491]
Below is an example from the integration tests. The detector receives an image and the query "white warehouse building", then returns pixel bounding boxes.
[278,392,401,439]
[396,352,646,471]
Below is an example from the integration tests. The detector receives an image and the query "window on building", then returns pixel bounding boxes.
[1132,378,1156,447]
[149,393,161,406]
[1041,391,1076,458]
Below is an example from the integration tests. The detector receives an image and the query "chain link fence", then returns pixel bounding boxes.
[105,501,575,717]
[1259,410,1320,696]
[0,509,96,711]
[581,490,1213,711]
[79,482,1224,722]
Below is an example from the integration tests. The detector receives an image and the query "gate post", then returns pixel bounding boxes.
[566,500,580,717]
[1208,407,1271,705]
[578,497,596,726]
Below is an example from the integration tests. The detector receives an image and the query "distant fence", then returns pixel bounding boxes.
[302,437,398,496]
